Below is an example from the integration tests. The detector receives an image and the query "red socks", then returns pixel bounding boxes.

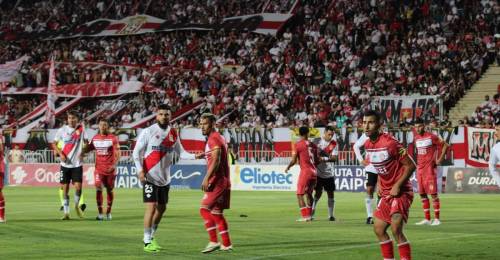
[0,193,5,220]
[300,207,312,219]
[200,208,218,243]
[398,242,412,260]
[421,198,430,221]
[106,191,114,214]
[212,213,231,247]
[96,190,103,215]
[379,240,394,260]
[432,198,440,219]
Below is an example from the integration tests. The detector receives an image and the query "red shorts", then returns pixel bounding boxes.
[297,174,317,195]
[374,192,414,224]
[417,168,437,195]
[0,171,4,189]
[95,173,116,189]
[201,177,230,211]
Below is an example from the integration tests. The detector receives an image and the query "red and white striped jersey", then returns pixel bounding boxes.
[133,124,195,187]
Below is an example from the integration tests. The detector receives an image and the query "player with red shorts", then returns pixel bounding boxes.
[363,110,416,260]
[413,118,448,226]
[198,113,232,253]
[0,134,5,223]
[285,126,320,222]
[86,118,120,221]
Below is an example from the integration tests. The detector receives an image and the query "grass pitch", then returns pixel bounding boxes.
[0,187,499,259]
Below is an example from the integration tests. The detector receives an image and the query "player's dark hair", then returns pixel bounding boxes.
[363,110,381,123]
[299,126,309,137]
[66,110,80,119]
[201,113,217,123]
[157,104,171,111]
[414,118,424,125]
[98,117,109,123]
[325,126,335,132]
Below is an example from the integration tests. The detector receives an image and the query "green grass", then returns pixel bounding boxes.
[0,187,499,259]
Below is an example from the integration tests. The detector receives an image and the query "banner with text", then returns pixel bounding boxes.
[372,95,441,123]
[445,167,499,193]
[465,127,496,167]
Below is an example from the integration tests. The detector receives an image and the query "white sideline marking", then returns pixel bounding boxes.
[242,234,482,260]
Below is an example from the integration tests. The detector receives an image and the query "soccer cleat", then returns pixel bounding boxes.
[366,217,374,224]
[329,216,336,221]
[296,217,312,222]
[96,215,104,221]
[415,219,431,225]
[151,238,163,250]
[59,206,64,211]
[144,243,159,253]
[106,213,112,221]
[80,203,87,212]
[220,245,233,252]
[201,242,220,253]
[74,205,84,218]
[0,218,5,223]
[431,219,441,226]
[61,214,70,220]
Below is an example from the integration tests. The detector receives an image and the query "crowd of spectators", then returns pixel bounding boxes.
[0,0,499,130]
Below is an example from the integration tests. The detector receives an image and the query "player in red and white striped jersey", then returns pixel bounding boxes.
[0,134,5,223]
[86,117,120,221]
[132,104,196,253]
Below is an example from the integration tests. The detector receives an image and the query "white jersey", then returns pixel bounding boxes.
[313,137,338,178]
[353,133,378,174]
[488,142,500,187]
[54,125,88,168]
[133,124,195,187]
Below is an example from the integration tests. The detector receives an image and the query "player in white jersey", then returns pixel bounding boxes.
[489,125,500,188]
[53,111,89,220]
[132,104,197,253]
[353,132,379,224]
[311,126,338,221]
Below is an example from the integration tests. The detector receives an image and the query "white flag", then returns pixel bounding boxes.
[45,57,58,128]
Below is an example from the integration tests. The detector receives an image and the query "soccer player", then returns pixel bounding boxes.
[197,113,233,253]
[0,134,5,223]
[413,118,449,226]
[132,104,196,253]
[53,111,88,220]
[311,126,338,221]
[363,110,416,260]
[488,125,500,188]
[285,126,319,222]
[85,118,120,221]
[354,132,379,224]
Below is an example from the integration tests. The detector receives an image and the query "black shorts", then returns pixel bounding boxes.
[59,166,83,184]
[315,176,336,192]
[143,182,170,204]
[366,172,378,187]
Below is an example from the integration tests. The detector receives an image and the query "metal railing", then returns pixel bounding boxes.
[7,150,363,166]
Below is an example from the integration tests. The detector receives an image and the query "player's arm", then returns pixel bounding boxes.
[201,147,221,192]
[436,137,449,165]
[132,129,148,183]
[390,148,416,198]
[489,146,499,177]
[285,152,298,173]
[353,136,368,166]
[52,129,67,162]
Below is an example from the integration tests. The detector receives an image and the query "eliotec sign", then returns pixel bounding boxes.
[230,165,299,191]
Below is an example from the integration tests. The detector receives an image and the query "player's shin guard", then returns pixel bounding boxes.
[327,198,335,218]
[379,239,394,260]
[432,198,440,220]
[96,189,103,215]
[365,196,373,217]
[200,208,217,243]
[421,198,430,221]
[398,242,411,260]
[106,191,114,214]
[211,213,231,247]
[0,193,5,220]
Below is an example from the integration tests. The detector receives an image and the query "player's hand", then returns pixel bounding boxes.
[361,160,369,166]
[106,167,115,174]
[139,170,146,184]
[436,158,443,166]
[389,185,401,198]
[195,153,205,159]
[201,178,210,192]
[284,167,289,173]
[60,153,67,162]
